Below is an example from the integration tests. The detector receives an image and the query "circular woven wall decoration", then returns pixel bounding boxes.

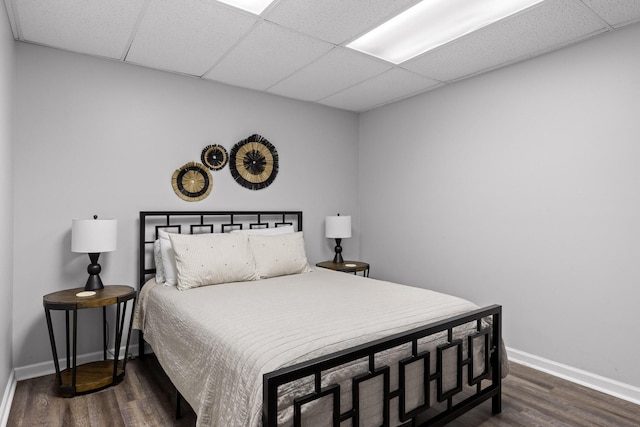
[171,161,213,202]
[201,144,228,170]
[229,134,279,190]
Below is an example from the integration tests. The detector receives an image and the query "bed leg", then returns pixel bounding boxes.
[176,390,182,419]
[138,330,145,360]
[492,389,502,414]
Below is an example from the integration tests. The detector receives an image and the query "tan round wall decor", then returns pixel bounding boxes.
[229,134,279,190]
[201,144,228,170]
[171,161,213,202]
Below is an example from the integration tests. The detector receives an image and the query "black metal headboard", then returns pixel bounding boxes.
[138,211,303,289]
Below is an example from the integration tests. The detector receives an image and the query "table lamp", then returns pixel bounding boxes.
[72,215,117,291]
[325,214,351,264]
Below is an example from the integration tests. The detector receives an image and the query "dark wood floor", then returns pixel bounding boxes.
[7,356,197,427]
[7,357,639,426]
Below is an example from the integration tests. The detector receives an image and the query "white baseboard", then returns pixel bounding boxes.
[14,344,140,381]
[507,347,640,405]
[0,369,16,427]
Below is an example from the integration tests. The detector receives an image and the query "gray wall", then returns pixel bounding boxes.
[0,8,14,404]
[8,16,640,397]
[359,22,640,387]
[13,43,360,368]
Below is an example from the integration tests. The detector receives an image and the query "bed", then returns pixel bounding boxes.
[134,211,506,426]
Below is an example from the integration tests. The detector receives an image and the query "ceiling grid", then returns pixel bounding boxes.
[5,0,640,111]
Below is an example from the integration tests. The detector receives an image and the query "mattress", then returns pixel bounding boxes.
[133,268,503,426]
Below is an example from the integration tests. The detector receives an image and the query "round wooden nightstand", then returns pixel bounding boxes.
[43,285,136,397]
[316,261,370,277]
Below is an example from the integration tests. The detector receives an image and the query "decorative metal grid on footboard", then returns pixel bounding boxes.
[263,305,502,427]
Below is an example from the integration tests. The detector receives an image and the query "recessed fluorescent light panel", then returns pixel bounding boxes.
[347,0,544,64]
[217,0,275,15]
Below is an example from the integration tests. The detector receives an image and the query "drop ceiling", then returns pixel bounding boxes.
[4,0,640,112]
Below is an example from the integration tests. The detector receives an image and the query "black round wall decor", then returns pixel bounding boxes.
[229,134,279,190]
[171,161,213,202]
[201,144,228,170]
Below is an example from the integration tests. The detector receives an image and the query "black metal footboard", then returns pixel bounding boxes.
[263,305,502,427]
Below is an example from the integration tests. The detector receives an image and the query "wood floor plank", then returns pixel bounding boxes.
[59,391,90,427]
[86,390,125,427]
[7,358,639,426]
[503,386,602,427]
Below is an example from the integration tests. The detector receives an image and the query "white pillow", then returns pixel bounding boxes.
[153,239,165,284]
[169,232,258,290]
[158,229,178,286]
[231,224,295,236]
[158,229,226,286]
[248,232,311,279]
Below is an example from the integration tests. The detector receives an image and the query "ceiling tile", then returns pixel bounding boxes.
[204,22,333,91]
[264,0,420,44]
[16,0,146,59]
[403,0,607,82]
[581,0,640,27]
[267,47,392,102]
[9,0,639,112]
[319,68,441,111]
[125,0,257,76]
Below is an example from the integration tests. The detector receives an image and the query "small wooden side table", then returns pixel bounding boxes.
[316,261,370,277]
[43,285,136,397]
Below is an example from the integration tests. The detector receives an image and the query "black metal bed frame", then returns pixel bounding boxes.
[264,306,502,427]
[138,211,502,426]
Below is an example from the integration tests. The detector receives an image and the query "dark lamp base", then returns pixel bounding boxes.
[85,253,105,291]
[332,238,344,264]
[84,274,104,291]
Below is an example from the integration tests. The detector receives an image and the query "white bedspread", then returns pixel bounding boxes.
[134,268,501,426]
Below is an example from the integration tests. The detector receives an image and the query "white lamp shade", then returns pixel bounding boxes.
[72,218,118,253]
[325,215,352,239]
